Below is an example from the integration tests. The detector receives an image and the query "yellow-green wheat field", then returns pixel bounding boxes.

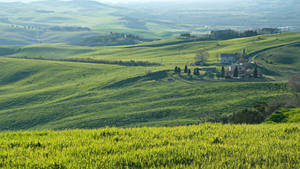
[0,123,299,169]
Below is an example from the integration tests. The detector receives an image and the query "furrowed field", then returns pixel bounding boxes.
[0,124,299,169]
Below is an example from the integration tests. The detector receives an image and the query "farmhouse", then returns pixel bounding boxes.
[221,53,239,64]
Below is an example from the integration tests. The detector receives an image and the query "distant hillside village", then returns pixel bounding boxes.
[173,29,280,80]
[174,48,260,80]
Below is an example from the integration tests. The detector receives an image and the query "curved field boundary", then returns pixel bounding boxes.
[3,56,162,67]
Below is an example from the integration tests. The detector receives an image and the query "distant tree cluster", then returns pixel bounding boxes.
[174,66,181,73]
[74,32,153,46]
[9,24,91,32]
[49,26,91,32]
[174,65,196,76]
[180,32,192,38]
[221,65,260,79]
[210,28,281,40]
[193,68,200,76]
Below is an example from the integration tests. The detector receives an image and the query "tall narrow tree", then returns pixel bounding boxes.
[194,68,200,76]
[178,67,181,74]
[188,69,191,75]
[184,65,188,73]
[233,66,239,78]
[221,66,225,78]
[253,66,258,78]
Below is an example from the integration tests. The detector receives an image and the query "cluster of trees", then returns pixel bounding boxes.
[9,24,91,32]
[184,65,192,75]
[175,65,259,79]
[180,33,192,38]
[174,66,181,73]
[49,26,91,32]
[74,32,152,46]
[210,28,280,40]
[10,24,41,31]
[174,65,200,76]
[219,66,259,79]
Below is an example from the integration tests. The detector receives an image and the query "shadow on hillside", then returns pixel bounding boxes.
[103,70,169,89]
[0,70,37,85]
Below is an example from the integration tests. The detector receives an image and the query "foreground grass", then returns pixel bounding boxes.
[0,124,299,169]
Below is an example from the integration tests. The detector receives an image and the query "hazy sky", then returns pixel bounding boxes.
[0,0,200,3]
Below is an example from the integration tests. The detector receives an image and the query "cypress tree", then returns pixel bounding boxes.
[221,66,225,78]
[188,69,191,75]
[253,66,258,78]
[184,65,188,73]
[194,68,200,76]
[233,66,239,78]
[178,67,181,74]
[174,66,178,73]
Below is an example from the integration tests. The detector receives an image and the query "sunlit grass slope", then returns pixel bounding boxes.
[0,33,299,130]
[256,43,300,79]
[0,124,299,168]
[0,57,288,130]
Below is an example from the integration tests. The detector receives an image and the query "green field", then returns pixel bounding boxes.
[0,33,299,130]
[0,124,299,168]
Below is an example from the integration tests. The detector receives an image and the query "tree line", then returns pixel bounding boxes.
[16,56,161,67]
[174,65,199,76]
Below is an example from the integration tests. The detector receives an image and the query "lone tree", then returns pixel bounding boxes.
[188,69,191,75]
[195,50,209,66]
[233,66,239,78]
[221,66,225,78]
[253,66,258,78]
[184,65,188,73]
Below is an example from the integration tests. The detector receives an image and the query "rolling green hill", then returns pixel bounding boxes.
[0,124,299,168]
[255,43,300,79]
[0,33,299,130]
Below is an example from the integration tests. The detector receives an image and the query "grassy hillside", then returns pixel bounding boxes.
[0,124,299,168]
[0,33,299,130]
[256,43,300,79]
[266,108,300,123]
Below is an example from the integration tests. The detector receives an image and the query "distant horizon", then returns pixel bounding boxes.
[0,0,220,4]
